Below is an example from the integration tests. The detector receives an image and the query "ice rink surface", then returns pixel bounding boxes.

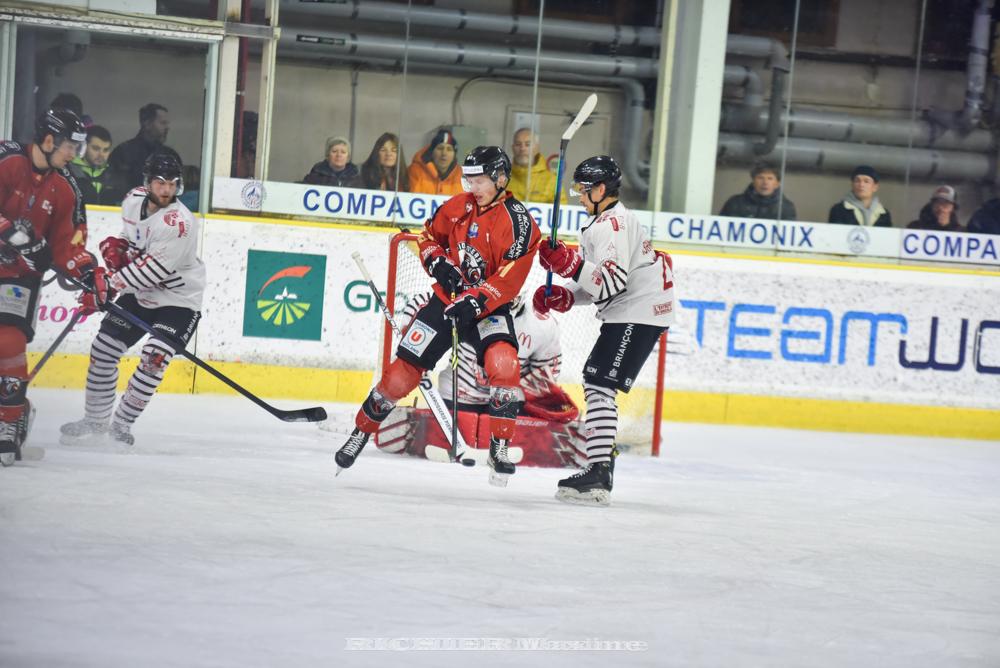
[1,389,998,668]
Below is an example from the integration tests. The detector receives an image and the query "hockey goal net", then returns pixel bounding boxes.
[378,232,667,455]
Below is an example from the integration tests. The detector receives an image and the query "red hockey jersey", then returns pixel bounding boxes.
[418,191,541,315]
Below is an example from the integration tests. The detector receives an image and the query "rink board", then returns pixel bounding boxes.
[29,208,1000,440]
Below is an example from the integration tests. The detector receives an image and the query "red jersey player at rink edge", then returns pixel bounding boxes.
[535,155,675,506]
[0,109,97,466]
[336,145,541,486]
[60,153,205,448]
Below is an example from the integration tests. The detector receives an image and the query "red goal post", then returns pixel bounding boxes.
[380,231,668,456]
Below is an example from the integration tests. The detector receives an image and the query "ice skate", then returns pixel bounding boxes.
[109,422,135,447]
[555,461,613,506]
[335,428,370,474]
[0,420,18,467]
[59,418,109,446]
[487,436,516,487]
[15,399,43,462]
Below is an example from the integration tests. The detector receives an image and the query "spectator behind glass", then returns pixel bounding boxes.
[967,196,1000,235]
[719,163,797,221]
[302,136,362,187]
[907,185,964,232]
[179,164,200,212]
[107,102,182,200]
[408,128,463,196]
[828,165,892,227]
[49,92,93,127]
[360,132,410,192]
[508,127,565,204]
[68,125,117,205]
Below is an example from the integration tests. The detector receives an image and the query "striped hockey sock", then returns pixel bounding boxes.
[113,339,175,427]
[85,332,128,422]
[583,382,618,464]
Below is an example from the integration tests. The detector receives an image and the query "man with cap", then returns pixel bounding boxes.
[907,186,964,232]
[828,165,893,228]
[408,128,463,196]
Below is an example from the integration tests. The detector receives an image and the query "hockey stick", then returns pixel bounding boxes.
[351,251,475,466]
[59,272,327,423]
[27,308,85,383]
[449,292,460,462]
[545,93,598,294]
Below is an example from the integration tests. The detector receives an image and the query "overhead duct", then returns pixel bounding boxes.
[282,28,659,79]
[928,0,994,133]
[721,105,996,153]
[726,35,790,70]
[718,133,994,182]
[280,0,661,48]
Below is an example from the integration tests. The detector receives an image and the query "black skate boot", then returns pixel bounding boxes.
[335,428,370,474]
[555,461,614,506]
[0,419,17,468]
[487,436,516,487]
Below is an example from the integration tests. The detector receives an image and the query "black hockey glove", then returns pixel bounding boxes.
[0,217,52,274]
[426,255,466,295]
[444,291,487,329]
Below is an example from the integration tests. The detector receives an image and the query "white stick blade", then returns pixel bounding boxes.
[561,93,598,141]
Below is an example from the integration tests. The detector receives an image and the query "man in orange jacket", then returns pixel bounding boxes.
[407,129,464,196]
[337,146,541,486]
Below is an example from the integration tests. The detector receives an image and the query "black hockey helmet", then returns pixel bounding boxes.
[34,108,86,149]
[462,146,512,187]
[143,152,184,195]
[572,155,622,197]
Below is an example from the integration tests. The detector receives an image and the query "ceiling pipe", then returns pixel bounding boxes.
[280,0,661,48]
[282,28,659,79]
[721,105,996,152]
[726,34,790,70]
[718,132,995,182]
[927,0,994,133]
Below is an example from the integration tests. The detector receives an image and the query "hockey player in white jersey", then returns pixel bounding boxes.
[60,153,205,446]
[535,155,674,505]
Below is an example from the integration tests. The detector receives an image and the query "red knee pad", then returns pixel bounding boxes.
[0,326,27,364]
[483,342,519,386]
[378,357,424,401]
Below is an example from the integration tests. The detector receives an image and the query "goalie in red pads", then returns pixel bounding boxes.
[335,146,541,485]
[373,290,587,468]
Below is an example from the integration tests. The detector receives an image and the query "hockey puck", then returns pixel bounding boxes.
[460,458,476,467]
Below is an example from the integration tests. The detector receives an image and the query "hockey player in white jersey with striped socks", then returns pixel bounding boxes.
[61,153,205,447]
[535,156,675,506]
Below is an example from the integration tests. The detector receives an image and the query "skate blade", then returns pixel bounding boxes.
[59,433,131,453]
[335,466,345,477]
[488,469,512,487]
[555,488,611,507]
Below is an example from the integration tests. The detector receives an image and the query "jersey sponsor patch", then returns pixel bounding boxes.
[654,302,672,315]
[0,283,31,318]
[477,314,511,339]
[400,319,436,356]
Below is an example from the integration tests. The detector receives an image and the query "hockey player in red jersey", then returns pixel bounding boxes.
[0,109,96,465]
[535,155,675,505]
[336,146,541,485]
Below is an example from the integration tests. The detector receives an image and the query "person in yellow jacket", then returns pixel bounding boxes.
[407,129,464,196]
[508,128,567,205]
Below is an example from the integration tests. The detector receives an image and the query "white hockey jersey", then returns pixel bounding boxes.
[564,200,674,327]
[110,187,206,310]
[400,293,561,405]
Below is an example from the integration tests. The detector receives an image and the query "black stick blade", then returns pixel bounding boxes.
[279,406,328,423]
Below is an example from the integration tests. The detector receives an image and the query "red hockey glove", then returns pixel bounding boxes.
[426,255,466,296]
[63,248,97,279]
[444,291,487,329]
[0,217,51,274]
[538,240,582,279]
[533,284,574,315]
[99,236,131,272]
[78,267,112,315]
